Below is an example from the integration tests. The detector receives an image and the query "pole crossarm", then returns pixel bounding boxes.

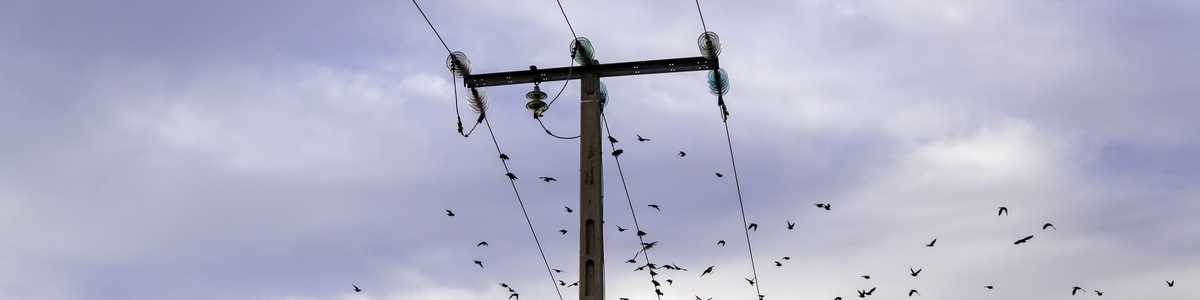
[463,56,718,88]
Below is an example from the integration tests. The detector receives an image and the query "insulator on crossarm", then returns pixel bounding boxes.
[570,37,595,66]
[599,80,609,108]
[446,51,472,78]
[708,68,729,96]
[698,32,721,59]
[467,87,488,114]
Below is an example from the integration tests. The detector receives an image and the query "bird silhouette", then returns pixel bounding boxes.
[616,225,628,232]
[1014,235,1034,245]
[559,280,566,286]
[857,290,866,298]
[866,287,876,295]
[627,258,637,264]
[612,149,624,157]
[1094,290,1103,296]
[648,204,660,211]
[353,285,362,292]
[540,177,557,182]
[745,278,756,285]
[985,285,994,289]
[608,136,619,143]
[782,256,790,260]
[815,203,831,210]
[1043,223,1056,230]
[506,172,518,180]
[909,289,920,297]
[666,279,673,285]
[926,239,937,247]
[678,151,687,157]
[477,241,488,247]
[700,266,714,277]
[552,269,564,273]
[474,260,484,268]
[637,134,650,141]
[747,223,758,231]
[446,210,455,217]
[717,240,726,246]
[716,172,724,177]
[910,267,922,277]
[567,282,579,287]
[835,298,842,300]
[787,221,795,230]
[998,206,1008,216]
[509,293,519,300]
[774,261,782,267]
[637,230,647,237]
[1168,280,1175,287]
[559,229,568,234]
[1071,286,1084,295]
[500,153,509,161]
[565,206,573,213]
[862,275,871,279]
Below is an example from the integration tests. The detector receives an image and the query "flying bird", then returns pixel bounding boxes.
[747,223,758,231]
[1043,223,1056,230]
[353,285,361,292]
[985,285,994,289]
[926,239,937,247]
[678,151,687,157]
[1014,235,1034,245]
[815,203,831,210]
[910,267,922,277]
[506,172,518,180]
[608,136,619,143]
[616,225,628,232]
[745,278,756,285]
[1094,290,1103,296]
[787,221,795,230]
[717,240,726,246]
[477,241,488,247]
[612,149,624,157]
[565,206,573,213]
[715,172,724,177]
[909,289,920,297]
[774,261,782,267]
[1168,280,1174,287]
[782,256,790,260]
[540,176,557,182]
[552,269,564,273]
[559,229,568,234]
[700,266,714,277]
[1072,286,1085,295]
[637,134,650,141]
[559,280,566,286]
[998,206,1008,216]
[866,287,876,295]
[648,204,660,211]
[861,275,871,279]
[474,260,484,268]
[509,293,519,300]
[446,210,455,217]
[666,279,673,285]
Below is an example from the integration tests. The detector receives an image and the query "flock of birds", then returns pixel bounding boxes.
[369,133,1184,299]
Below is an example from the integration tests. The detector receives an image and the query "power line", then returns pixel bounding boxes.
[694,0,710,34]
[483,117,567,300]
[411,0,452,55]
[722,113,763,299]
[601,113,663,300]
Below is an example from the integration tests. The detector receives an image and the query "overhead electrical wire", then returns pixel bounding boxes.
[410,2,565,299]
[601,113,663,300]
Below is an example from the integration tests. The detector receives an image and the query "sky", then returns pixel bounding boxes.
[2,0,1199,299]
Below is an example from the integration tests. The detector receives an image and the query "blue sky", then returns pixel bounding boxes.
[2,1,1199,299]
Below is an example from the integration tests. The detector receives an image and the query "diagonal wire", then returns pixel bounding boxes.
[694,0,710,34]
[601,112,663,300]
[411,0,478,137]
[482,116,566,300]
[721,112,762,298]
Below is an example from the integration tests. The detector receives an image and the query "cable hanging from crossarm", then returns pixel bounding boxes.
[601,112,664,300]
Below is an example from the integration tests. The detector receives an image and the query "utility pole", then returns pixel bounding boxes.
[462,37,720,300]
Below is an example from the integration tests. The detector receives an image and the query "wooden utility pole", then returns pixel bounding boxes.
[464,49,718,300]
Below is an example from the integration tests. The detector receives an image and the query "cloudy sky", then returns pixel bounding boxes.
[3,0,1199,299]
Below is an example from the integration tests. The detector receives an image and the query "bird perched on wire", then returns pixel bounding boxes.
[637,134,650,141]
[608,136,619,143]
[506,172,518,180]
[500,153,510,160]
[612,149,624,157]
[539,176,557,182]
